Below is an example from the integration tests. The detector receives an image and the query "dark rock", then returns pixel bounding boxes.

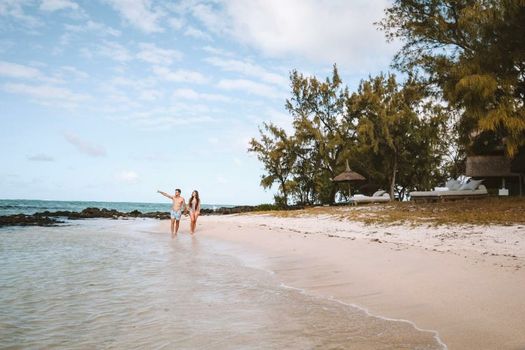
[0,214,63,227]
[142,211,170,219]
[127,210,142,217]
[1,202,305,228]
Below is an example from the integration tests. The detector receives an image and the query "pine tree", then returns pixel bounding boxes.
[379,0,525,156]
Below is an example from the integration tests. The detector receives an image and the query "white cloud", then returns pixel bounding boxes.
[60,66,89,79]
[0,60,64,84]
[79,47,94,59]
[87,41,192,87]
[63,131,107,157]
[97,41,132,62]
[3,83,89,106]
[27,153,55,162]
[64,20,121,37]
[131,115,215,130]
[205,56,287,86]
[173,88,230,102]
[152,66,208,84]
[184,26,212,41]
[217,78,281,99]
[109,76,147,87]
[40,0,79,12]
[190,2,224,33]
[101,91,142,110]
[202,45,234,57]
[106,0,163,33]
[136,42,182,65]
[115,170,139,184]
[201,0,396,68]
[99,76,161,105]
[0,0,43,28]
[111,102,219,130]
[0,61,42,80]
[138,89,163,101]
[262,106,293,133]
[168,17,184,30]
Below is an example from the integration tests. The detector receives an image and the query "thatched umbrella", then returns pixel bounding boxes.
[333,160,366,198]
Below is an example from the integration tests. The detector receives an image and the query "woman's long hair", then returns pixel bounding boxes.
[189,190,200,209]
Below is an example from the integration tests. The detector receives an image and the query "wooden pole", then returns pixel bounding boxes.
[520,174,523,197]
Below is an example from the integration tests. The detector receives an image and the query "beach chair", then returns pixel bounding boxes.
[410,179,488,202]
[349,190,391,206]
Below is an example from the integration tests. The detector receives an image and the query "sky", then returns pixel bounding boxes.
[0,0,398,205]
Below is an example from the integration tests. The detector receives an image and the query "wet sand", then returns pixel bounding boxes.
[160,213,525,350]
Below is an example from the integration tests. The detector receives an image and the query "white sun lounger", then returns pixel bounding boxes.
[410,185,488,202]
[349,191,391,205]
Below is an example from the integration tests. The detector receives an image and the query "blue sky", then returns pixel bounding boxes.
[0,0,397,205]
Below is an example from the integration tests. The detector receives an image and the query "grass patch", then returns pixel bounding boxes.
[248,197,525,226]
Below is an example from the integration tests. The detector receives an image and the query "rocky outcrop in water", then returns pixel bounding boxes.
[0,205,305,227]
[37,207,170,220]
[0,206,257,227]
[0,208,168,227]
[0,214,64,227]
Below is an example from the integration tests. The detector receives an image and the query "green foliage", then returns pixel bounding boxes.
[248,123,296,206]
[379,0,525,156]
[253,203,280,211]
[350,73,449,197]
[250,67,450,205]
[286,65,356,204]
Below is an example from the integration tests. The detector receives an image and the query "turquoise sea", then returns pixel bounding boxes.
[0,199,233,216]
[0,219,445,349]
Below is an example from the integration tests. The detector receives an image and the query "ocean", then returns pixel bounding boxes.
[0,199,232,216]
[0,218,444,349]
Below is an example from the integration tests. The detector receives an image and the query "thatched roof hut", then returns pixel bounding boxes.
[466,156,520,177]
[466,155,523,196]
[511,153,525,173]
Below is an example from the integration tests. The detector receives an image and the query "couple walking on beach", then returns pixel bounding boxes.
[157,189,201,238]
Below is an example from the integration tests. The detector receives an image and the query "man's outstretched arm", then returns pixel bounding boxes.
[157,190,173,199]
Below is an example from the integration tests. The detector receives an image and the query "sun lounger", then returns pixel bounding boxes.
[410,184,488,202]
[349,190,391,205]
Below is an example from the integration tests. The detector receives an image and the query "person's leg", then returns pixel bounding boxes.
[170,219,175,237]
[189,212,195,233]
[175,219,180,234]
[193,213,199,233]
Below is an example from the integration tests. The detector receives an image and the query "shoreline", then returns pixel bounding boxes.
[158,213,525,350]
[0,205,276,227]
[278,283,448,349]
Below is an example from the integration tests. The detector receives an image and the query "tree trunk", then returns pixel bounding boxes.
[279,176,288,207]
[389,156,397,200]
[281,186,288,207]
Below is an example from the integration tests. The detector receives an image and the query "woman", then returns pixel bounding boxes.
[188,190,201,234]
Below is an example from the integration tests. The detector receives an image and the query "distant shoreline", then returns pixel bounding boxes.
[0,198,240,213]
[0,205,282,227]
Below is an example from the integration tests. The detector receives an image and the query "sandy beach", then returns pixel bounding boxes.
[160,211,525,350]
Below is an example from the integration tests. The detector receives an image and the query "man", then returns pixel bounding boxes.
[157,188,187,238]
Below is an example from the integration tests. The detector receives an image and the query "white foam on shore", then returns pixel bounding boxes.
[215,240,446,348]
[278,282,448,350]
[197,222,448,348]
